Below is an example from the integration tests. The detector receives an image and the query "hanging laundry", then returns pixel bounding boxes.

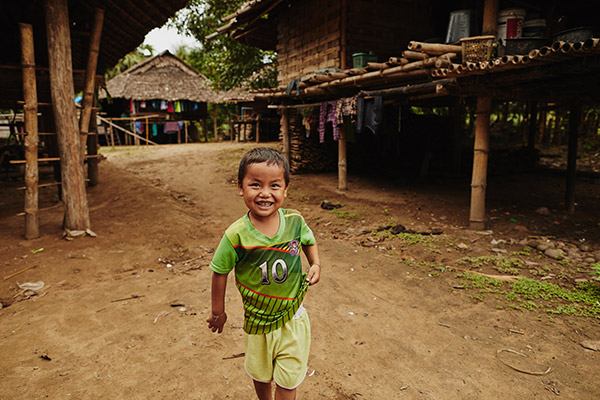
[161,100,168,110]
[152,124,158,137]
[356,96,383,135]
[319,101,340,143]
[167,102,174,113]
[130,99,135,113]
[135,121,144,134]
[164,121,180,133]
[140,100,146,108]
[335,95,358,126]
[174,101,182,113]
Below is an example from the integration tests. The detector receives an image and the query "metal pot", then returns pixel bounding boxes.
[552,27,593,43]
[505,38,547,55]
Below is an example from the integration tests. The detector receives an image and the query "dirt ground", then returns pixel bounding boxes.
[1,142,599,399]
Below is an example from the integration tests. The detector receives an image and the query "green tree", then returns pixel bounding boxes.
[171,0,277,90]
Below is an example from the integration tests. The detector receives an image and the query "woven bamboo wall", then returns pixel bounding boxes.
[276,0,341,86]
[346,0,434,67]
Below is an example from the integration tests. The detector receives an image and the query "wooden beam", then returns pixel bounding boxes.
[20,23,40,239]
[88,101,99,186]
[469,97,492,230]
[45,0,91,232]
[482,0,499,36]
[79,8,104,155]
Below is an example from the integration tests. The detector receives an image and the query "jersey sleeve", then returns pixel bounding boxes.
[209,234,237,274]
[300,215,316,246]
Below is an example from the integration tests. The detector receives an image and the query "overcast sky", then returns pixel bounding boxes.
[142,25,200,54]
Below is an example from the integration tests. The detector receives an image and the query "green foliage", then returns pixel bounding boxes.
[171,0,278,90]
[331,209,360,220]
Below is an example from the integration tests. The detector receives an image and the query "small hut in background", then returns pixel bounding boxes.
[99,51,219,145]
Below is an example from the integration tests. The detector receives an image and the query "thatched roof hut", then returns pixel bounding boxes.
[102,51,219,103]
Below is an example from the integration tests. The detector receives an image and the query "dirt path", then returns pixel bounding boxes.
[1,142,599,399]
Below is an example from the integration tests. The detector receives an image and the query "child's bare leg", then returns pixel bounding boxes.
[275,385,296,400]
[253,380,272,400]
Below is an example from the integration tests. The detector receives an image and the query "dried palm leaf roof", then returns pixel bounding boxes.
[102,51,224,103]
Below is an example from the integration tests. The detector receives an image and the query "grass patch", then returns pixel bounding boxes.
[456,273,600,319]
[331,209,360,220]
[457,255,524,275]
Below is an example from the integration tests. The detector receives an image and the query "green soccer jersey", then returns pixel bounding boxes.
[210,208,316,334]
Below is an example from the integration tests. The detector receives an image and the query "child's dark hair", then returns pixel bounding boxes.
[238,147,290,186]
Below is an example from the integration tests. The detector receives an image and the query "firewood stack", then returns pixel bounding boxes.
[287,110,336,173]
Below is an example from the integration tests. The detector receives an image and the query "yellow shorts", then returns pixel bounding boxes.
[244,312,311,390]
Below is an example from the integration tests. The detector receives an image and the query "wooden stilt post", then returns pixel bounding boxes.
[338,122,348,190]
[256,115,261,143]
[184,121,188,143]
[45,0,91,232]
[230,115,234,141]
[281,108,290,162]
[145,117,149,145]
[88,100,99,186]
[469,97,492,230]
[565,104,581,213]
[78,8,103,155]
[469,0,497,230]
[20,23,40,239]
[213,104,218,141]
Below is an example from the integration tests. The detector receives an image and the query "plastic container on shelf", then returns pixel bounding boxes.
[497,8,527,44]
[445,9,479,43]
[352,51,377,68]
[522,19,546,38]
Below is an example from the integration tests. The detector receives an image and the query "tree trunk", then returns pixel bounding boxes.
[45,0,91,232]
[20,23,40,239]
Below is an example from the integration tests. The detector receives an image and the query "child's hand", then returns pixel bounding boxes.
[306,264,321,285]
[206,311,227,333]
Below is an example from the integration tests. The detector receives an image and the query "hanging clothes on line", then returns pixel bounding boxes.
[335,95,358,126]
[318,100,339,143]
[356,95,383,135]
[164,121,180,133]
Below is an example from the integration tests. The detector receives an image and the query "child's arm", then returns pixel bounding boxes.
[303,243,321,285]
[206,271,228,333]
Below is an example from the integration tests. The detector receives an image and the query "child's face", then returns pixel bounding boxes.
[238,162,288,221]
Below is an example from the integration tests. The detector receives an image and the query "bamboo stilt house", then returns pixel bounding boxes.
[209,0,600,229]
[0,0,189,238]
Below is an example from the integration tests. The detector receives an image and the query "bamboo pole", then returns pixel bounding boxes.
[566,104,581,213]
[281,108,290,162]
[469,97,492,230]
[338,122,347,190]
[97,116,157,145]
[20,23,40,239]
[482,0,498,35]
[402,50,428,60]
[45,0,90,232]
[78,8,104,155]
[407,42,462,54]
[87,97,99,186]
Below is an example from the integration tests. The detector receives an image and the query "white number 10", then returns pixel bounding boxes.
[258,259,288,285]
